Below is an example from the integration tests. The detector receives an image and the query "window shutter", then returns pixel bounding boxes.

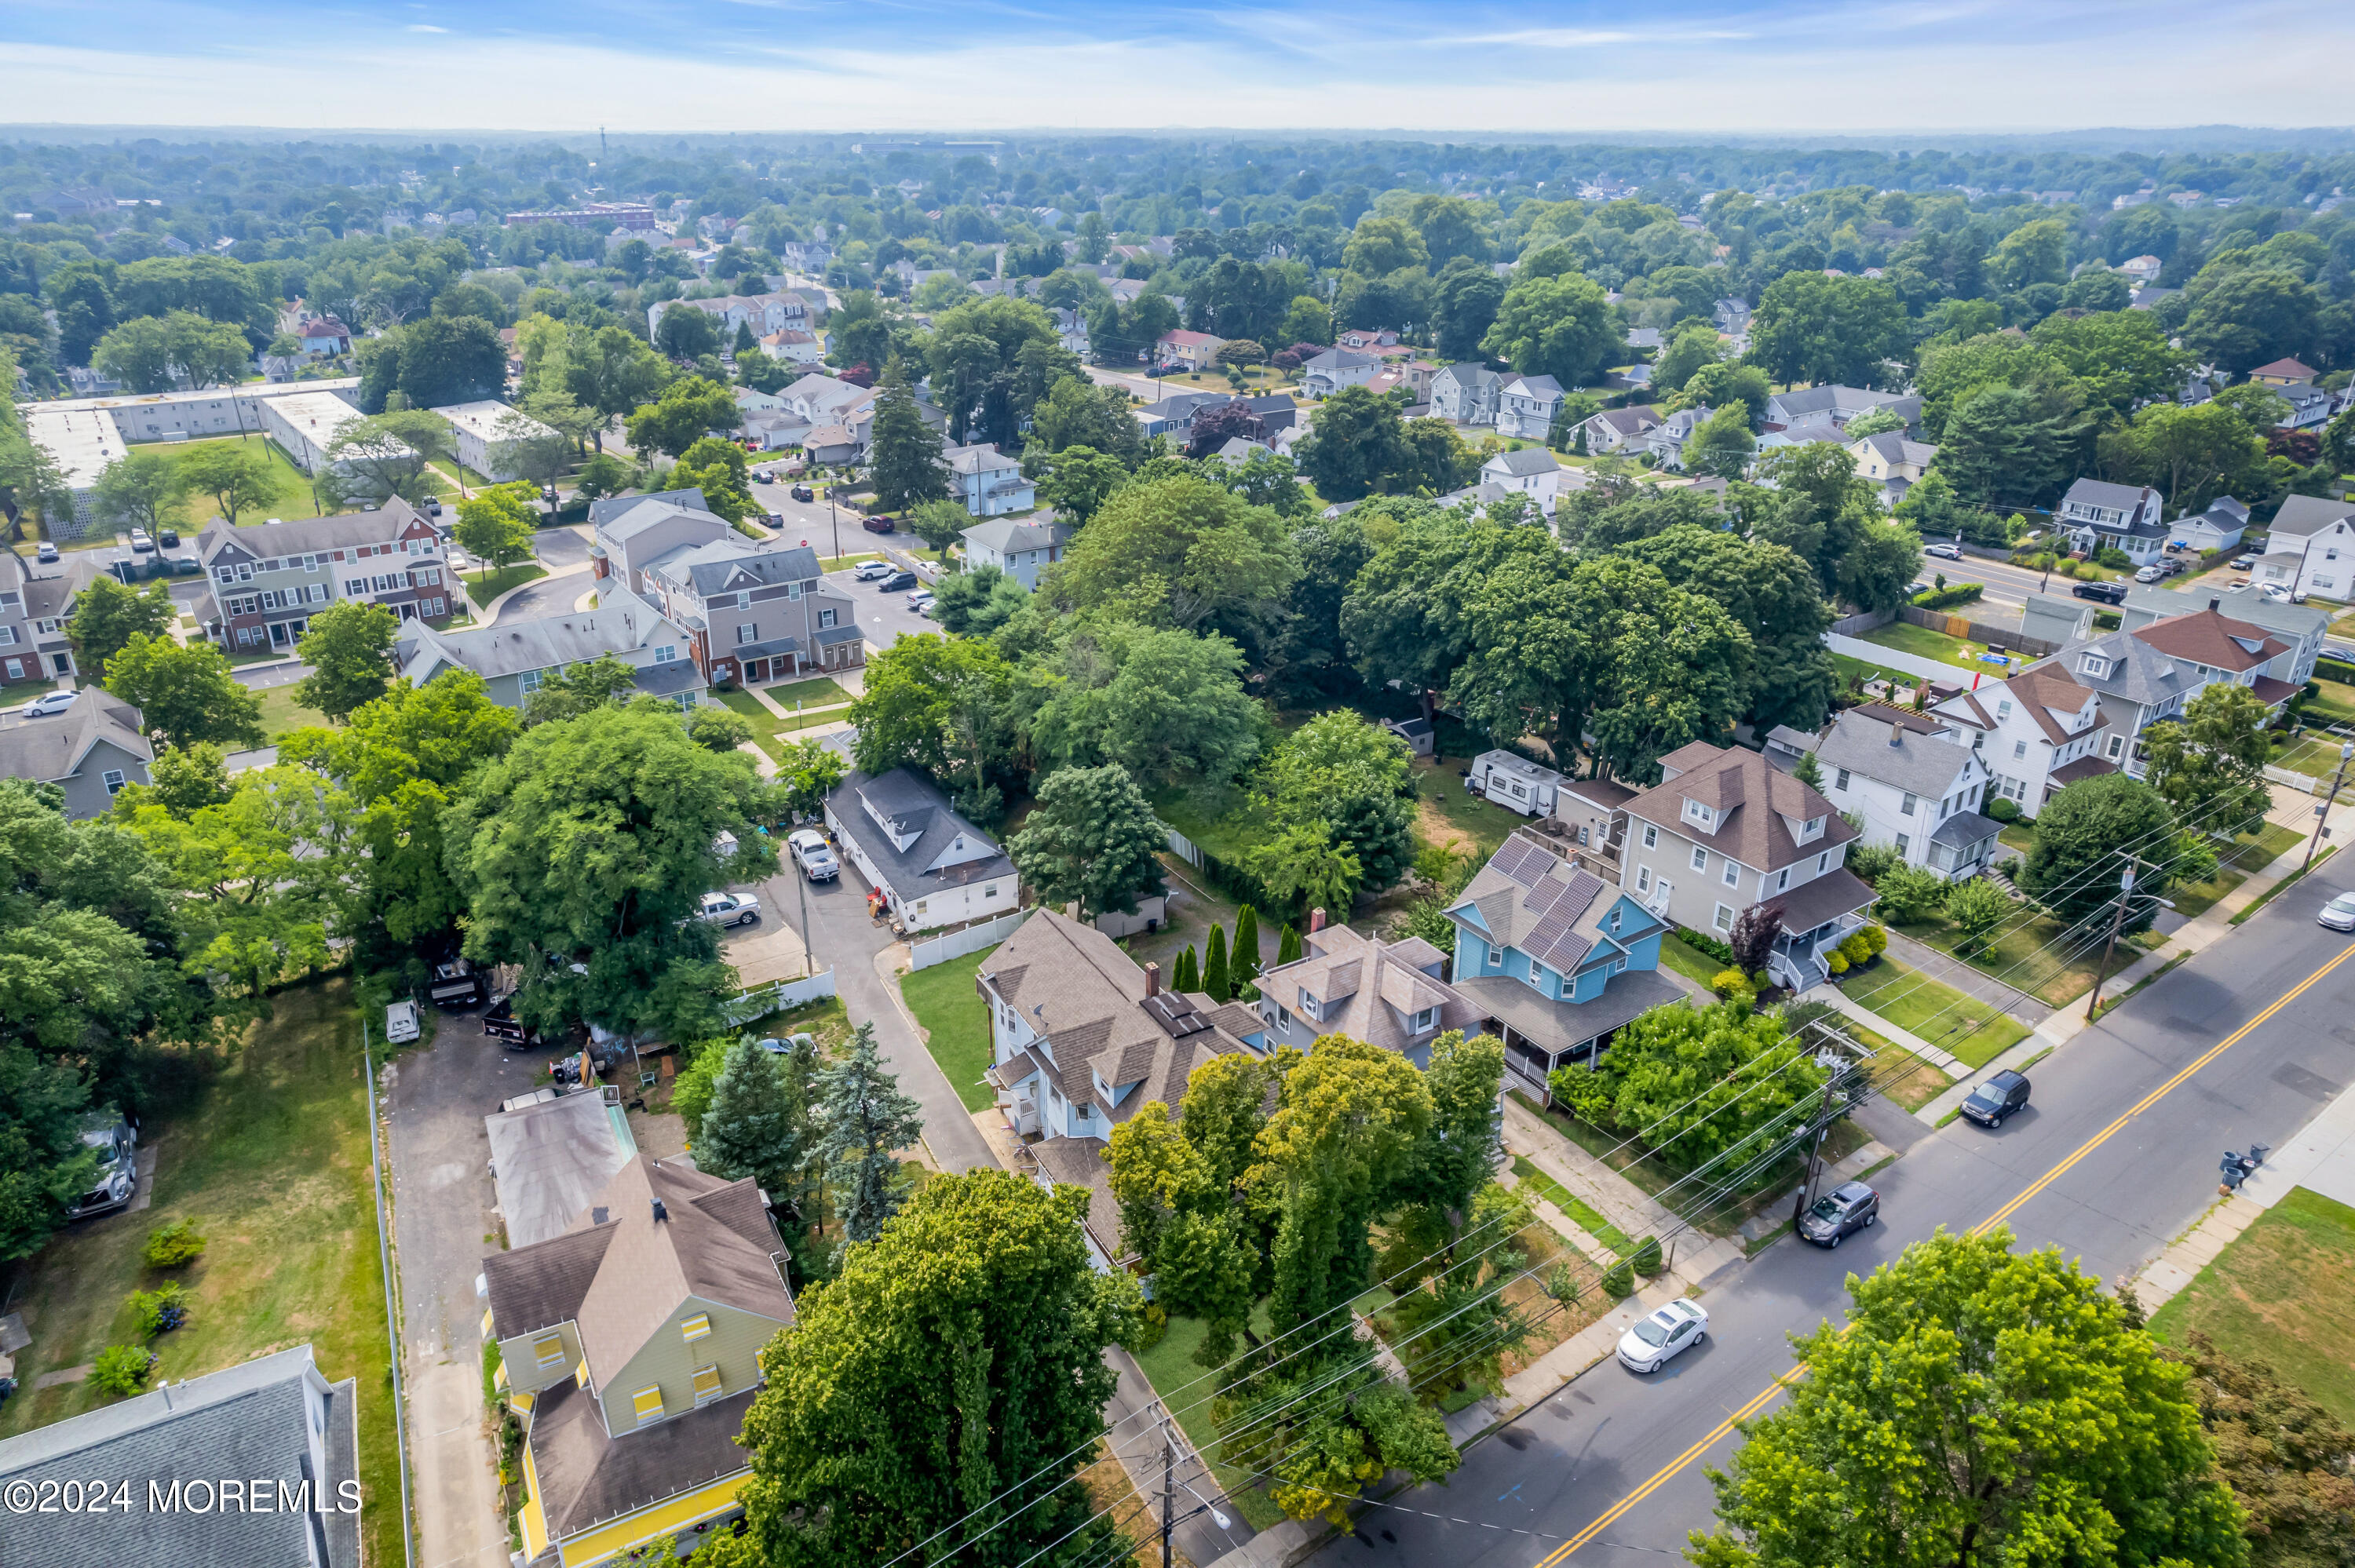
[632,1385,665,1421]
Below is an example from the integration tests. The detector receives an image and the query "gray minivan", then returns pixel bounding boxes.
[66,1111,139,1220]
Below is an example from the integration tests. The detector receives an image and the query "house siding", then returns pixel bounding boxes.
[601,1297,780,1438]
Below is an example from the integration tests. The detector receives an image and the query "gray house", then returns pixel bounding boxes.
[639,539,864,687]
[0,1344,360,1568]
[0,689,153,818]
[588,491,725,595]
[1429,363,1504,425]
[825,768,1019,934]
[961,518,1071,589]
[392,586,704,710]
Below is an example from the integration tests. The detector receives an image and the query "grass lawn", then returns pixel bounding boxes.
[1152,782,1268,866]
[1834,1017,1955,1111]
[462,562,548,603]
[0,979,399,1567]
[1658,934,1725,988]
[1838,954,2032,1068]
[816,553,883,572]
[761,675,850,710]
[1129,1307,1287,1532]
[2149,1187,2355,1426]
[1858,619,2020,674]
[2302,676,2355,727]
[254,683,329,740]
[897,944,999,1112]
[1510,1154,1634,1254]
[714,687,791,760]
[1999,823,2036,856]
[107,435,321,532]
[1411,755,1529,862]
[2167,822,2306,919]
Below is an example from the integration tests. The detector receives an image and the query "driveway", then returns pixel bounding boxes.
[383,1016,581,1568]
[826,567,938,650]
[490,567,591,625]
[747,858,995,1173]
[234,658,312,691]
[533,524,594,571]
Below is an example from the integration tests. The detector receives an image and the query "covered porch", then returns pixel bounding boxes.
[1763,869,1879,995]
[1456,969,1689,1098]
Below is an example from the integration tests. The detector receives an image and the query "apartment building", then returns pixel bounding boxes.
[195,498,452,651]
[637,538,863,685]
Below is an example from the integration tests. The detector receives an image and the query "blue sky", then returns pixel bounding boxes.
[0,1,2337,133]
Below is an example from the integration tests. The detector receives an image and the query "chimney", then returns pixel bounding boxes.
[2209,596,2221,611]
[1889,720,1904,748]
[651,1199,668,1223]
[1309,907,1327,933]
[1144,962,1161,998]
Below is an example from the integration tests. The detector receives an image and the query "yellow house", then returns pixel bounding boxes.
[1847,429,1939,493]
[484,1156,795,1566]
[2247,356,2317,388]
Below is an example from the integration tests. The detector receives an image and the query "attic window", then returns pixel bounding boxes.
[632,1385,666,1422]
[692,1365,725,1406]
[2079,654,2109,678]
[533,1333,566,1369]
[681,1314,711,1343]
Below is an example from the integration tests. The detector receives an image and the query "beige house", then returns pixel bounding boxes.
[1847,430,1939,498]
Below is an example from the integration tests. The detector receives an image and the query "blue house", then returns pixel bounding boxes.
[1444,831,1692,1096]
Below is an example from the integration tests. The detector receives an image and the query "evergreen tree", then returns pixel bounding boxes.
[1276,923,1302,965]
[867,358,947,513]
[1232,905,1261,1000]
[1791,748,1824,791]
[1203,923,1230,1003]
[696,1038,808,1212]
[1173,944,1200,993]
[814,1022,925,1249]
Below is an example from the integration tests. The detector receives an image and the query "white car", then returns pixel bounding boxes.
[853,560,896,582]
[696,891,762,928]
[787,828,839,882]
[1924,542,1964,561]
[2134,564,2166,584]
[18,689,78,719]
[2320,892,2355,932]
[1616,1297,1708,1373]
[907,589,937,611]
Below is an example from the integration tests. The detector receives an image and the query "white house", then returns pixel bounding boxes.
[961,518,1070,589]
[1495,374,1565,440]
[940,443,1035,516]
[431,399,558,483]
[1931,669,2112,814]
[1301,348,1378,399]
[2057,477,2167,563]
[2119,254,2163,284]
[1480,447,1563,516]
[1580,406,1661,454]
[824,768,1019,934]
[2251,495,2355,601]
[2167,496,2251,556]
[1645,406,1713,470]
[758,329,823,365]
[1804,708,1999,881]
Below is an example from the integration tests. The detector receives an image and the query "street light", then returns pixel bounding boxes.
[2303,740,2354,873]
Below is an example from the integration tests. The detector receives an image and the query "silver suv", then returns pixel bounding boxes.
[66,1111,138,1220]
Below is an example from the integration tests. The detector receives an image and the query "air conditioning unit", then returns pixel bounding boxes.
[1009,1094,1039,1136]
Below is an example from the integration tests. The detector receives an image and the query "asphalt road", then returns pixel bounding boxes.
[828,565,937,648]
[1308,855,2355,1568]
[490,567,590,625]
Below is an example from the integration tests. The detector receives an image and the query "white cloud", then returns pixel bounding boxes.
[405,23,447,31]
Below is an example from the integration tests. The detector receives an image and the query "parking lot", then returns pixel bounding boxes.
[827,565,940,648]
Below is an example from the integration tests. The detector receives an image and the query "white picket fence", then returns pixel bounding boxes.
[720,968,838,1026]
[909,908,1029,971]
[1823,631,2020,689]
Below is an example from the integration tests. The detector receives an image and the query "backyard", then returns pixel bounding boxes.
[897,944,999,1112]
[1857,619,2027,676]
[1837,953,2032,1068]
[0,979,400,1567]
[2149,1186,2355,1426]
[254,683,330,740]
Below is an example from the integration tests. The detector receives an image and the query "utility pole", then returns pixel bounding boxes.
[2083,851,2159,1021]
[1789,1070,1841,1232]
[1160,1419,1177,1568]
[2302,741,2353,873]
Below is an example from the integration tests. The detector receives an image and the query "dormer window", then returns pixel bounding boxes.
[2079,654,2110,679]
[1681,798,1714,830]
[1298,990,1321,1020]
[1409,1007,1436,1034]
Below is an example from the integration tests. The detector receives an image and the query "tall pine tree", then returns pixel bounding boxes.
[1276,923,1303,965]
[1203,923,1230,1003]
[1172,944,1200,993]
[696,1038,809,1216]
[814,1022,925,1249]
[867,358,947,513]
[1232,905,1261,1000]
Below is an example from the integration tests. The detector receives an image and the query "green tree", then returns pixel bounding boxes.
[1232,904,1261,999]
[2018,771,2178,934]
[519,651,641,727]
[1689,1228,2244,1568]
[2186,268,2324,375]
[623,374,740,458]
[1342,216,1429,276]
[1685,403,1757,477]
[685,703,756,754]
[771,735,846,820]
[1681,360,1773,429]
[695,1037,812,1223]
[1945,875,2010,959]
[1028,378,1143,464]
[847,634,1016,822]
[1203,921,1232,1003]
[1024,621,1262,790]
[564,323,671,435]
[1481,269,1618,388]
[1279,294,1334,348]
[1258,709,1418,895]
[671,436,754,523]
[1035,446,1129,523]
[1295,385,1409,503]
[930,563,1028,638]
[2167,1331,2355,1568]
[103,634,265,750]
[1046,472,1298,633]
[2141,681,2274,842]
[813,1021,926,1248]
[904,498,970,554]
[1005,763,1167,919]
[388,312,505,408]
[177,443,276,525]
[66,576,177,676]
[2030,309,2193,419]
[90,451,186,533]
[442,703,779,1042]
[736,1171,1140,1566]
[454,480,539,572]
[866,359,947,512]
[1433,264,1506,362]
[130,741,232,819]
[1652,323,1723,395]
[489,404,574,490]
[1172,943,1201,994]
[292,602,400,723]
[1619,524,1836,735]
[318,414,437,509]
[1747,272,1907,389]
[652,301,721,359]
[2101,401,2270,515]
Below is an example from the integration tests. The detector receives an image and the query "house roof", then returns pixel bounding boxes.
[1809,709,1981,798]
[0,1345,359,1568]
[1955,666,2098,746]
[2026,628,2196,709]
[196,497,432,563]
[963,518,1069,555]
[2129,608,2286,673]
[1158,330,1223,348]
[484,1090,638,1249]
[2061,477,2158,513]
[1588,407,1662,436]
[1930,810,2003,849]
[1029,1136,1131,1264]
[587,488,712,529]
[1768,385,1911,421]
[2266,494,2355,539]
[527,1373,758,1543]
[942,442,1019,476]
[1445,831,1661,979]
[396,587,685,683]
[1436,362,1500,390]
[1623,743,1856,873]
[1305,349,1378,371]
[664,541,824,600]
[2049,755,2120,786]
[0,689,150,786]
[1762,866,1879,935]
[830,767,1015,910]
[1258,921,1481,1057]
[1501,374,1564,399]
[2251,357,2317,380]
[1851,430,1939,467]
[2119,581,2325,645]
[1455,968,1689,1056]
[1484,447,1561,478]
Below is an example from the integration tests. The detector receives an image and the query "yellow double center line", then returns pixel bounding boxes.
[1530,939,2355,1568]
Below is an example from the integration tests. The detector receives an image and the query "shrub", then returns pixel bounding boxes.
[1838,932,1874,967]
[1131,1301,1169,1353]
[1710,968,1752,998]
[1859,924,1888,957]
[1874,861,1951,923]
[142,1219,204,1269]
[1912,582,1985,611]
[1546,1065,1616,1125]
[1987,796,2021,823]
[1630,1235,1663,1276]
[127,1282,188,1338]
[1601,1260,1635,1298]
[1827,950,1849,975]
[1845,839,1900,885]
[1544,1264,1583,1305]
[1677,927,1736,965]
[2094,547,2132,569]
[90,1345,156,1398]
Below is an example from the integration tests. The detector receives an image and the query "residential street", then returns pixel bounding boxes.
[1304,855,2355,1568]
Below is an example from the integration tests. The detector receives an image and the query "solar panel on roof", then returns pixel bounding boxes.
[1489,837,1548,888]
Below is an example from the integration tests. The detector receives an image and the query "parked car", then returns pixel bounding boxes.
[1797,1180,1879,1247]
[127,527,153,554]
[17,690,78,719]
[1905,580,1930,598]
[762,511,785,527]
[158,528,180,549]
[428,958,487,1010]
[2230,555,2258,569]
[447,548,473,571]
[787,828,839,882]
[2320,892,2355,931]
[1925,542,1964,561]
[64,1111,139,1220]
[906,589,937,611]
[426,498,445,517]
[2134,564,2166,583]
[483,994,540,1049]
[696,890,761,928]
[862,515,897,534]
[2158,556,2189,576]
[853,560,896,582]
[758,1032,816,1056]
[2071,580,2127,605]
[385,1000,421,1044]
[790,483,816,502]
[1616,1298,1708,1373]
[2262,584,2304,604]
[1959,1068,2032,1128]
[753,468,775,483]
[35,541,58,563]
[877,570,918,593]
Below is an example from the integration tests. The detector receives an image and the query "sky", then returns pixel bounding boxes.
[0,0,2342,137]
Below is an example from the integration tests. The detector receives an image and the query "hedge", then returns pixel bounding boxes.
[1677,927,1736,965]
[2319,656,2355,684]
[1911,582,1985,611]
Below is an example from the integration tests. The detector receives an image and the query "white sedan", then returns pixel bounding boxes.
[2320,892,2355,932]
[17,690,78,719]
[1616,1297,1708,1373]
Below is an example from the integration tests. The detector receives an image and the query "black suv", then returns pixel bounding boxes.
[877,570,918,593]
[1798,1181,1880,1248]
[1959,1068,2031,1128]
[2072,580,2127,605]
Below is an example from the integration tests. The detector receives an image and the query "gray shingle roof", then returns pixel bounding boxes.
[2266,494,2355,539]
[828,768,1014,910]
[1930,810,2003,848]
[963,518,1071,555]
[2062,477,2157,512]
[396,588,686,682]
[1456,968,1689,1056]
[1809,709,1980,797]
[2025,628,2196,708]
[592,494,716,541]
[0,689,150,785]
[669,542,823,598]
[528,1374,757,1541]
[1486,447,1561,478]
[196,497,431,563]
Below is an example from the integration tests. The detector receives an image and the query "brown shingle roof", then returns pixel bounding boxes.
[484,1223,615,1336]
[528,1375,756,1541]
[1996,669,2105,745]
[1029,1137,1131,1264]
[2130,608,2286,673]
[1623,744,1854,873]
